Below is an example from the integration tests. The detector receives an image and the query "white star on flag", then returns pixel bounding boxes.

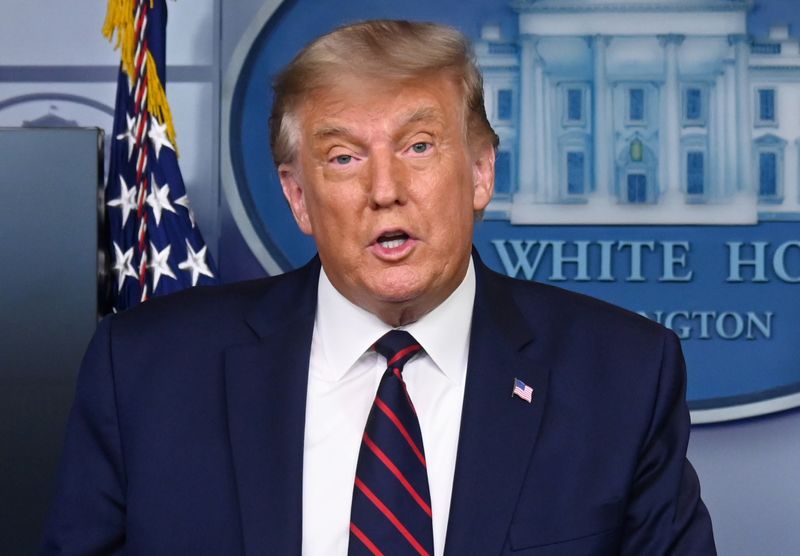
[112,242,137,292]
[146,177,177,226]
[104,0,217,311]
[178,240,215,286]
[115,113,137,160]
[148,242,177,290]
[175,195,196,228]
[107,176,138,227]
[148,117,175,159]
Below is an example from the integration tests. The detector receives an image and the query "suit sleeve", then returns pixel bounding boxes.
[620,330,716,555]
[41,317,126,555]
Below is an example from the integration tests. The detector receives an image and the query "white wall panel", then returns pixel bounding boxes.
[0,1,117,66]
[164,0,216,66]
[167,82,219,250]
[0,0,215,67]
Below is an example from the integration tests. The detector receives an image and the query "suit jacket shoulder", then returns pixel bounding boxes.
[482,263,668,350]
[110,256,321,347]
[42,258,321,556]
[454,258,715,555]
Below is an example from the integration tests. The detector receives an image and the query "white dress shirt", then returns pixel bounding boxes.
[302,259,475,555]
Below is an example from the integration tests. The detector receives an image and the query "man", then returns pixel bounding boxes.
[43,20,715,555]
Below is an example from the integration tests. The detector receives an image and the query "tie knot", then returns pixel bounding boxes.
[373,330,422,371]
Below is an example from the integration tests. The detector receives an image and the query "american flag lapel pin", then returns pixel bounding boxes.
[512,378,534,404]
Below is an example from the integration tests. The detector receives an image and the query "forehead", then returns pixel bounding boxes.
[297,74,465,140]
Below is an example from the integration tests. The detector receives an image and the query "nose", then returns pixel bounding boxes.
[366,148,406,209]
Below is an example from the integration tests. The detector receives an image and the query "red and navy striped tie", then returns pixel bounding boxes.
[349,330,434,556]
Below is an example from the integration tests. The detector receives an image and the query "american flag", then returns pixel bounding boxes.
[103,0,216,312]
[512,378,533,403]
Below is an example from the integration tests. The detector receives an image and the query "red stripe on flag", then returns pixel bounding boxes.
[136,149,147,183]
[135,113,148,148]
[136,172,148,215]
[355,477,431,556]
[374,397,426,466]
[135,71,148,112]
[138,250,148,284]
[350,523,384,556]
[135,43,148,84]
[363,433,432,516]
[134,2,146,37]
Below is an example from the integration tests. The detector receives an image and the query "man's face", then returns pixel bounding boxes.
[278,74,494,325]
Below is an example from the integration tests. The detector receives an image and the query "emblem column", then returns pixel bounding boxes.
[533,49,548,201]
[723,60,739,193]
[713,71,728,197]
[517,35,540,203]
[591,35,612,197]
[730,34,753,193]
[659,34,685,200]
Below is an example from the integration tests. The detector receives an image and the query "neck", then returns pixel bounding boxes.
[374,302,434,328]
[359,263,471,327]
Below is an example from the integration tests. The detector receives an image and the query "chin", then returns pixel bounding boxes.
[371,286,421,305]
[368,270,428,301]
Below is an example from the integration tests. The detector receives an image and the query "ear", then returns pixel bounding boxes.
[471,144,495,212]
[278,163,313,235]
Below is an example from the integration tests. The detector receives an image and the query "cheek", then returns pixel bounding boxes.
[424,188,474,243]
[305,192,369,255]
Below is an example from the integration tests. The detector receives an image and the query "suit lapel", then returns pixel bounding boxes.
[224,260,320,556]
[223,255,548,554]
[444,257,551,555]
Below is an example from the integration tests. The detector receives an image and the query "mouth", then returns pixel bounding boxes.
[376,230,410,249]
[370,229,416,259]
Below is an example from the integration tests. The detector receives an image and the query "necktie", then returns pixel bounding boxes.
[348,330,434,556]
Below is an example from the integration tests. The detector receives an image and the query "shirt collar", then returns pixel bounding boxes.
[314,258,476,382]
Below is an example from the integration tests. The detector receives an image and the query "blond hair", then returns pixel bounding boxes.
[269,19,499,165]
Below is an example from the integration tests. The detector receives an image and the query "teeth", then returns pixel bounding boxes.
[379,238,406,249]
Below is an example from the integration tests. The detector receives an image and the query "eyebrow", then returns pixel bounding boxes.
[312,124,354,142]
[311,105,445,143]
[402,106,443,128]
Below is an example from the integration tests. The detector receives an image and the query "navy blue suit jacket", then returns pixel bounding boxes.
[43,254,715,555]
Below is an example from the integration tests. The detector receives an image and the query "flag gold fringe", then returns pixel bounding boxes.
[103,0,178,153]
[146,52,179,153]
[102,0,137,79]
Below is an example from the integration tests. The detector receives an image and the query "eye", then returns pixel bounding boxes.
[410,142,430,154]
[333,154,352,165]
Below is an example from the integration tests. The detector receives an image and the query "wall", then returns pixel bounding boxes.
[689,410,800,555]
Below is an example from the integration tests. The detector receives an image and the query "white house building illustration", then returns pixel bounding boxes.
[478,0,800,224]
